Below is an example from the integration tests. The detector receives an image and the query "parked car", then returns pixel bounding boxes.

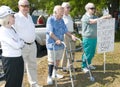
[32,15,47,57]
[35,24,47,57]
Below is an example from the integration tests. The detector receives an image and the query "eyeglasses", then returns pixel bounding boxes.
[20,5,30,8]
[89,7,95,10]
[66,6,71,9]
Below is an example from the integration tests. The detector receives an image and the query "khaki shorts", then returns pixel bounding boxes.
[47,49,64,62]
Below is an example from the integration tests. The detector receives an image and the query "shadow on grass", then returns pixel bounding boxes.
[43,63,120,87]
[76,63,120,87]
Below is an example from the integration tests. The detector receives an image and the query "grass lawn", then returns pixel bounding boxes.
[37,40,120,87]
[0,30,120,87]
[73,42,120,87]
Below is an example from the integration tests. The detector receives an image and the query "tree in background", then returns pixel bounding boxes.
[0,0,119,17]
[0,0,18,11]
[37,0,112,17]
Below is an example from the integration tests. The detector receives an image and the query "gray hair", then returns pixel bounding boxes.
[18,0,29,5]
[85,3,95,11]
[53,5,63,14]
[0,15,10,27]
[61,2,70,7]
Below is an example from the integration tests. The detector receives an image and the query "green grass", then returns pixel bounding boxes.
[70,41,120,87]
[21,36,120,87]
[1,30,119,87]
[68,30,120,87]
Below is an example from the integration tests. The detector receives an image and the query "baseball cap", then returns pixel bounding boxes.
[0,5,15,18]
[18,0,29,5]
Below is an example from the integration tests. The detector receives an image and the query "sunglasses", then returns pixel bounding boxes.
[20,5,30,8]
[66,6,71,9]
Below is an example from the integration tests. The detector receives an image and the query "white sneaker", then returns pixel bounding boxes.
[82,67,89,73]
[52,73,64,79]
[89,65,96,69]
[47,76,53,85]
[52,69,64,79]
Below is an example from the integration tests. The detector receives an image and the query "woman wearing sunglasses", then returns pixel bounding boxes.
[81,2,112,73]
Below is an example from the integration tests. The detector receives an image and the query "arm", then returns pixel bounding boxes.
[46,17,61,45]
[49,32,61,45]
[2,29,24,49]
[89,14,112,24]
[66,32,76,41]
[2,36,24,50]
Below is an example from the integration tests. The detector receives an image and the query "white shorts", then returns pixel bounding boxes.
[47,49,64,62]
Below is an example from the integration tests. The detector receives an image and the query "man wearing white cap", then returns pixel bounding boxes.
[61,2,75,71]
[14,0,42,87]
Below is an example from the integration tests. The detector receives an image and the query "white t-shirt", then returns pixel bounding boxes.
[14,11,35,43]
[62,14,74,32]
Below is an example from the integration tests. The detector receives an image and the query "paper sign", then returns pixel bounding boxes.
[97,18,115,53]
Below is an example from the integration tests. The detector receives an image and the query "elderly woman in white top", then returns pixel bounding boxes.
[0,5,24,87]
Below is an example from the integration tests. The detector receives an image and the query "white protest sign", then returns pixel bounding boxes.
[97,18,115,53]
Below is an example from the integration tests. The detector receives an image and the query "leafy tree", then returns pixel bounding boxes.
[0,0,119,17]
[38,0,109,17]
[0,0,18,11]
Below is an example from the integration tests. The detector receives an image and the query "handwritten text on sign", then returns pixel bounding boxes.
[97,18,115,53]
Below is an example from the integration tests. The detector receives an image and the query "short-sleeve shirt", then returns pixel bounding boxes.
[81,13,98,38]
[46,15,68,50]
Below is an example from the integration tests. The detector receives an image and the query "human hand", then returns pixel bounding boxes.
[106,14,112,18]
[100,14,112,20]
[103,14,112,19]
[55,39,61,45]
[71,35,77,41]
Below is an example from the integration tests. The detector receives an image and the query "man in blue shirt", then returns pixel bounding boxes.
[46,5,76,85]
